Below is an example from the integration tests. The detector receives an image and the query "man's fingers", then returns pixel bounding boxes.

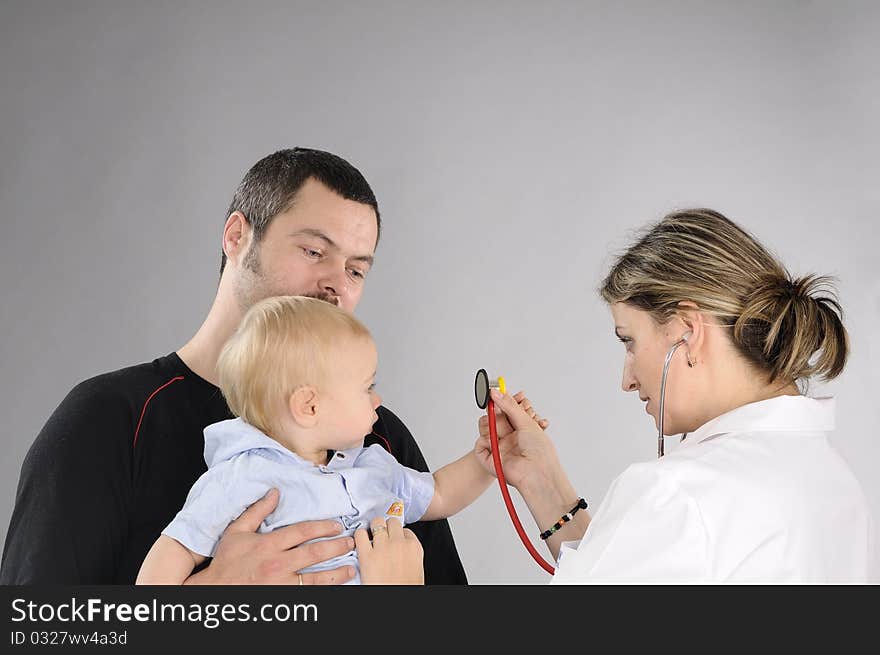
[354,527,372,554]
[385,517,404,538]
[369,517,389,541]
[225,488,279,534]
[283,534,355,571]
[270,519,345,550]
[299,565,356,586]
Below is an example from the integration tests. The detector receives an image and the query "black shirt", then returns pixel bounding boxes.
[0,353,467,585]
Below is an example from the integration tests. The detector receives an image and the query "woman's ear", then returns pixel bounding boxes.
[288,386,319,428]
[675,301,707,365]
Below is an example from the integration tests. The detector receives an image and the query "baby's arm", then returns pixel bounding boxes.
[421,451,494,521]
[136,535,206,585]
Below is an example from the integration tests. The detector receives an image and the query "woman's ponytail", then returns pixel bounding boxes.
[734,274,849,383]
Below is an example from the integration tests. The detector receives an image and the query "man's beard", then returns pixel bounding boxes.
[235,242,339,310]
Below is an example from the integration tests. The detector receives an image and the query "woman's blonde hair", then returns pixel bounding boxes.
[217,295,372,436]
[600,208,848,385]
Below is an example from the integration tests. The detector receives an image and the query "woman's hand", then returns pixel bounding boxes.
[474,389,562,491]
[355,517,424,585]
[482,390,549,436]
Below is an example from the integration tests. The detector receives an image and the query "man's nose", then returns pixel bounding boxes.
[318,264,347,297]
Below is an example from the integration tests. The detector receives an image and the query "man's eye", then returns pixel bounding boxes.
[349,268,366,280]
[368,383,376,392]
[303,248,322,259]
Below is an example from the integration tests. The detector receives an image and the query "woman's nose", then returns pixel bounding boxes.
[621,360,639,393]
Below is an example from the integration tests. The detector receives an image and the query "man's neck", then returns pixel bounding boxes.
[177,286,243,387]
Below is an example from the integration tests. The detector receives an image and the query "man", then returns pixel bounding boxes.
[0,147,468,584]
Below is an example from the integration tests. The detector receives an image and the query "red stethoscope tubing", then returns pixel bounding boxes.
[487,398,556,575]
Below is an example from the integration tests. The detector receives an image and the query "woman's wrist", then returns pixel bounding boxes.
[517,467,577,510]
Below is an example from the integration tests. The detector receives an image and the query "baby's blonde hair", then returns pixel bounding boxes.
[217,295,372,436]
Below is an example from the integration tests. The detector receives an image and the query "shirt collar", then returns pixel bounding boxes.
[680,395,836,448]
[204,417,364,469]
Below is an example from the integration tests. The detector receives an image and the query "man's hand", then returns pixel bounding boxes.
[355,517,424,585]
[183,488,356,585]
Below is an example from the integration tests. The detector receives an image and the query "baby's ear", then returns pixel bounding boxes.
[288,386,319,428]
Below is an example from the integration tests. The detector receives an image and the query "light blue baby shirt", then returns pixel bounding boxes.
[162,417,435,584]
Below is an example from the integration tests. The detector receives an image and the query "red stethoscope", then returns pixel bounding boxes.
[474,369,555,574]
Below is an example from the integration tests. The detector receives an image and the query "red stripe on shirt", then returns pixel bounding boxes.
[371,431,392,454]
[133,376,185,448]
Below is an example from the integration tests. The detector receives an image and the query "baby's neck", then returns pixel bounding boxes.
[268,431,329,467]
[286,444,330,467]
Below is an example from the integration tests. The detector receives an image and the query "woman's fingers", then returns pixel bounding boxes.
[490,389,535,429]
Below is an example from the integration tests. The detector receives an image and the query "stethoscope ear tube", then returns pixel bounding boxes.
[658,335,690,458]
[478,369,555,575]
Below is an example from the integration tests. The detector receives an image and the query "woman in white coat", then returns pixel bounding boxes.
[358,208,872,584]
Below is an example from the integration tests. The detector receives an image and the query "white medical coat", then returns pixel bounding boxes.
[551,395,872,583]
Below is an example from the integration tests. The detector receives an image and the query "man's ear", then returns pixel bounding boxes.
[222,211,252,268]
[288,386,319,428]
[674,301,707,363]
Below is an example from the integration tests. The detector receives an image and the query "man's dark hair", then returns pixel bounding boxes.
[220,147,381,275]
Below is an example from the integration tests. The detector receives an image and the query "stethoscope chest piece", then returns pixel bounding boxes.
[475,368,490,409]
[475,368,507,410]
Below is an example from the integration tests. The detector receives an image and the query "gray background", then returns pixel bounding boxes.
[1,0,878,584]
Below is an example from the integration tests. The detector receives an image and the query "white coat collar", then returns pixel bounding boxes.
[680,395,835,447]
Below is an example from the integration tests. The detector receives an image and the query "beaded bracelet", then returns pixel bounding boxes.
[539,498,588,540]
